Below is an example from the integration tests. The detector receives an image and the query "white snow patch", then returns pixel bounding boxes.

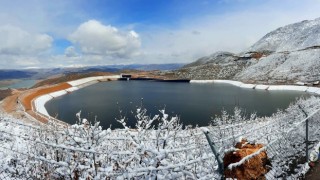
[295,82,305,86]
[75,80,99,89]
[34,95,53,116]
[268,85,308,91]
[67,77,101,87]
[48,90,67,98]
[306,87,320,93]
[67,75,120,87]
[200,127,210,133]
[190,80,214,83]
[213,80,243,87]
[255,85,269,90]
[65,86,79,92]
[240,84,256,89]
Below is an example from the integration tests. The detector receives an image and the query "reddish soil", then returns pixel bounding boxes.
[21,82,72,111]
[0,89,13,101]
[1,71,180,124]
[33,72,114,88]
[1,89,22,112]
[224,139,271,180]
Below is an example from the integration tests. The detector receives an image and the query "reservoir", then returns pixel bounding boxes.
[46,81,309,129]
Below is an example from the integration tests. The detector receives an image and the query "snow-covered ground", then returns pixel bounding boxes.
[249,18,320,52]
[236,49,320,83]
[1,96,320,179]
[190,80,320,94]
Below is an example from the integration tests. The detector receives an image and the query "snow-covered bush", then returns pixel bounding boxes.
[0,96,319,179]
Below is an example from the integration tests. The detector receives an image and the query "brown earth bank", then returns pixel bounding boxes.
[21,83,72,111]
[224,139,271,180]
[2,71,170,124]
[1,89,22,112]
[0,89,14,101]
[32,72,115,88]
[0,83,73,124]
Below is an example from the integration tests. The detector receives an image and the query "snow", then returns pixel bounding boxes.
[255,85,269,90]
[67,75,120,87]
[48,90,67,98]
[75,80,99,88]
[191,79,246,87]
[267,85,308,91]
[200,127,209,133]
[33,94,53,116]
[65,86,79,92]
[190,80,214,83]
[306,87,320,93]
[236,49,320,83]
[0,96,320,179]
[249,18,320,52]
[191,79,312,92]
[295,82,305,86]
[240,83,256,89]
[213,80,243,87]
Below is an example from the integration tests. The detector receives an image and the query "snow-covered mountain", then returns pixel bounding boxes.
[183,51,236,68]
[249,18,320,52]
[177,18,320,84]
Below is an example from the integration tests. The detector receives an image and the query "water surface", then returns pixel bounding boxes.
[46,81,309,129]
[0,79,37,89]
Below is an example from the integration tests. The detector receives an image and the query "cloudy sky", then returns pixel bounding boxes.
[1,0,320,69]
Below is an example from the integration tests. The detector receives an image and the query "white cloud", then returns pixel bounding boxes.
[139,0,320,64]
[69,20,141,58]
[64,46,78,57]
[0,25,53,55]
[1,0,320,68]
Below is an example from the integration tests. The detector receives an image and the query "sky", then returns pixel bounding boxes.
[1,0,320,69]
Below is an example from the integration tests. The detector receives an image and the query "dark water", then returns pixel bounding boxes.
[46,81,309,129]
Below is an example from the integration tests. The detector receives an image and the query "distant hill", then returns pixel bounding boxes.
[176,18,320,84]
[0,63,184,81]
[183,52,236,68]
[0,70,37,80]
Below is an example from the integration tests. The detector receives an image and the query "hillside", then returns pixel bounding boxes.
[0,64,184,81]
[176,18,320,84]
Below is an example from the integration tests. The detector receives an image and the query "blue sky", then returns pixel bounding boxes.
[0,0,320,69]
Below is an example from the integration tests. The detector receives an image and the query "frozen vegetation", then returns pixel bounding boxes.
[0,96,320,179]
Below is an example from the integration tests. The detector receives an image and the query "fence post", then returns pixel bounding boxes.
[298,105,309,162]
[203,131,224,179]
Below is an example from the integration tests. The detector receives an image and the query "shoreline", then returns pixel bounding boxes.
[190,80,320,94]
[18,75,120,125]
[15,77,320,125]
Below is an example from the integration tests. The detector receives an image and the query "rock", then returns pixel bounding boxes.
[224,139,271,180]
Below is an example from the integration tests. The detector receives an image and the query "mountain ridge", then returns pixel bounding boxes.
[176,18,320,84]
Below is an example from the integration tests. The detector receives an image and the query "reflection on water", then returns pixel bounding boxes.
[46,81,309,129]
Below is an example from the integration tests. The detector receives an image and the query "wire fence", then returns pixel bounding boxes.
[0,106,320,179]
[206,108,320,179]
[0,115,220,179]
